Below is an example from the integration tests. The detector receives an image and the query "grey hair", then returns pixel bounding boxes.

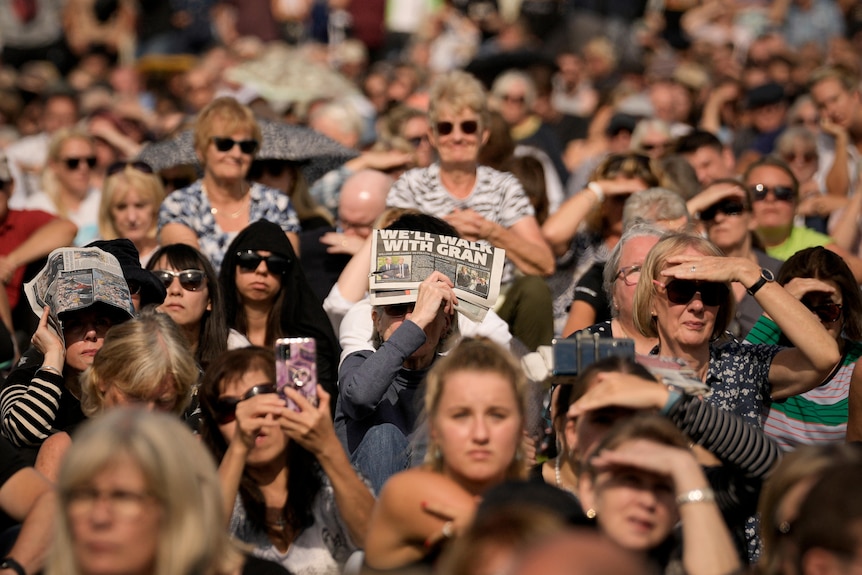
[491,70,537,109]
[622,187,690,230]
[630,118,671,151]
[602,221,668,317]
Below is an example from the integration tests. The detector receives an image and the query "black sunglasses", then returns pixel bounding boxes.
[213,383,277,424]
[661,279,728,307]
[106,160,154,177]
[700,200,747,222]
[153,269,207,291]
[806,302,842,323]
[235,250,290,275]
[211,137,259,155]
[62,156,97,170]
[751,184,795,203]
[436,120,479,136]
[383,302,415,317]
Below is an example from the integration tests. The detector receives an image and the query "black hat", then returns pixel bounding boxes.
[86,239,166,307]
[605,113,639,137]
[745,82,786,110]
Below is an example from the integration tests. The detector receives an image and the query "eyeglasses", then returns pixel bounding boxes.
[656,279,728,307]
[383,302,415,317]
[62,156,97,170]
[751,184,795,203]
[213,383,277,424]
[153,269,207,291]
[436,120,479,136]
[805,302,842,323]
[66,487,157,520]
[211,137,259,155]
[781,151,816,164]
[615,265,642,287]
[106,160,154,177]
[501,94,526,105]
[235,250,290,275]
[640,142,668,152]
[407,135,427,147]
[700,200,747,222]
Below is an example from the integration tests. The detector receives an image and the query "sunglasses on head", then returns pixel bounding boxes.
[751,184,795,203]
[805,302,842,323]
[658,279,729,307]
[62,156,97,170]
[153,269,206,291]
[211,137,259,155]
[106,160,154,178]
[383,302,415,317]
[213,383,277,424]
[700,200,747,222]
[235,250,290,275]
[436,120,479,136]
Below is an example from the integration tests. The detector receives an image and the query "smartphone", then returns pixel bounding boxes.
[275,337,319,411]
[551,333,635,383]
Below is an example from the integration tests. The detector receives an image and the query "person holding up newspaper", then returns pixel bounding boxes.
[0,247,135,455]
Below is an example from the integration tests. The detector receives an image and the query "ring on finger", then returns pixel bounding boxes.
[441,521,454,538]
[690,265,696,273]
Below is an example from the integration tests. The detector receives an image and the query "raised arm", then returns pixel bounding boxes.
[0,217,77,283]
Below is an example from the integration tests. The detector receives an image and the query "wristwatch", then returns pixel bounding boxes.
[0,557,25,575]
[746,268,775,296]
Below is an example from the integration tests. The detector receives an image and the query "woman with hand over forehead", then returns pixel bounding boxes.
[158,97,300,273]
[633,232,840,428]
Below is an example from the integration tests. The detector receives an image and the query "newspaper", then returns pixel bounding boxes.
[368,229,506,322]
[24,247,134,345]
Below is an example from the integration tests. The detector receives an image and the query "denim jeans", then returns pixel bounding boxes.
[350,423,410,494]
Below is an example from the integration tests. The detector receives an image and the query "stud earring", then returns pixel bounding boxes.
[586,508,597,519]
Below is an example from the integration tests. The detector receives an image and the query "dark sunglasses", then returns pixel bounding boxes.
[640,142,668,152]
[501,94,526,104]
[660,279,728,307]
[62,156,97,170]
[751,184,795,203]
[106,160,154,177]
[436,120,479,136]
[805,302,842,323]
[211,137,259,155]
[781,152,816,164]
[700,200,747,222]
[153,269,206,291]
[236,250,290,275]
[213,383,277,424]
[383,302,415,317]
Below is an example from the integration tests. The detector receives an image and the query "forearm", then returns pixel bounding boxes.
[0,369,65,447]
[825,138,851,197]
[335,236,373,304]
[830,186,862,251]
[6,220,77,269]
[486,221,555,276]
[316,438,374,546]
[6,488,56,575]
[542,190,599,256]
[217,443,249,526]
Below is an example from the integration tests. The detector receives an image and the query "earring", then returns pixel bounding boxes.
[432,445,442,462]
[586,508,597,519]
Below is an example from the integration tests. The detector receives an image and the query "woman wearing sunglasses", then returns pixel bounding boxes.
[198,347,373,575]
[158,97,300,273]
[687,178,782,338]
[146,243,249,372]
[219,220,341,407]
[745,247,862,449]
[24,128,101,246]
[97,161,165,267]
[633,232,840,429]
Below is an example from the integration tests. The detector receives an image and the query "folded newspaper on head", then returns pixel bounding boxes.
[368,229,506,323]
[23,247,134,345]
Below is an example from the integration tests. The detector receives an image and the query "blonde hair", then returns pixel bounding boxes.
[43,127,95,217]
[193,96,262,165]
[80,311,198,417]
[48,409,245,575]
[424,337,528,480]
[632,232,733,339]
[98,165,166,241]
[428,70,490,132]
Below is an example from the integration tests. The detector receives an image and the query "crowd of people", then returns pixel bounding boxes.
[1,1,862,574]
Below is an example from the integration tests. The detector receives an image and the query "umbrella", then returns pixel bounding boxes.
[135,119,358,184]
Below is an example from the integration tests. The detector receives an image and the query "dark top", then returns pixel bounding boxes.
[572,261,611,324]
[297,226,352,303]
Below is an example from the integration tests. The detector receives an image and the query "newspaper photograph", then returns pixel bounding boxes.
[23,247,133,344]
[368,229,506,322]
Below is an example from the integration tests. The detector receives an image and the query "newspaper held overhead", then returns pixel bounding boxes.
[24,247,135,345]
[368,229,506,322]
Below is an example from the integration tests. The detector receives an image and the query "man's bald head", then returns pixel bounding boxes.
[512,529,656,575]
[338,169,392,238]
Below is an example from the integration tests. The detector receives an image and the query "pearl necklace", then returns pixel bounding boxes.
[554,456,576,494]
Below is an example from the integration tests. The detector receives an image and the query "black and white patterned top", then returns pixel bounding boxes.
[158,179,300,273]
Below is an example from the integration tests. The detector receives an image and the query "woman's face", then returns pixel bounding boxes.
[110,186,155,245]
[582,441,678,552]
[402,116,433,168]
[63,308,117,372]
[613,235,659,323]
[778,139,818,183]
[235,250,282,306]
[152,256,211,331]
[68,456,162,575]
[747,165,797,232]
[430,105,487,167]
[431,369,523,492]
[702,183,755,252]
[202,119,256,182]
[54,137,95,197]
[217,368,287,465]
[800,279,844,342]
[652,247,719,351]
